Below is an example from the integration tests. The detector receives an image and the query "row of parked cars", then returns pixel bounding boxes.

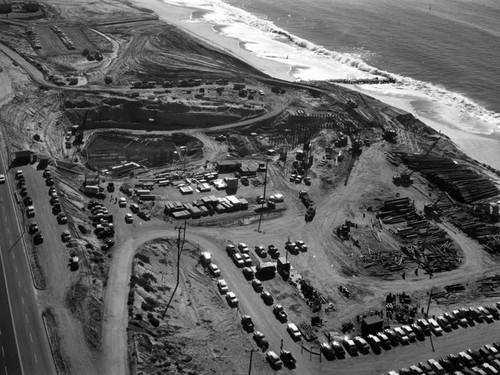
[15,170,43,245]
[388,341,500,375]
[320,302,500,362]
[208,244,300,371]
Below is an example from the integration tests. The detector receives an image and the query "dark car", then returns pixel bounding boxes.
[52,204,62,215]
[253,331,269,350]
[50,197,60,206]
[34,233,43,245]
[57,214,68,225]
[23,196,33,206]
[20,187,28,197]
[138,211,151,221]
[107,182,115,192]
[28,222,39,234]
[101,239,115,251]
[261,290,274,305]
[241,315,254,332]
[45,178,54,186]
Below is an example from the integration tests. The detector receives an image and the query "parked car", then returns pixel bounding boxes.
[232,253,244,267]
[393,327,410,345]
[23,196,33,206]
[273,304,288,322]
[61,230,71,242]
[320,343,336,360]
[226,244,236,256]
[217,279,228,294]
[242,253,252,266]
[52,204,62,215]
[238,243,249,253]
[28,222,39,234]
[137,211,151,221]
[295,240,308,251]
[57,213,68,225]
[33,232,43,245]
[242,267,254,280]
[225,292,238,307]
[253,331,269,350]
[286,323,302,341]
[353,336,370,354]
[125,213,133,223]
[241,315,254,332]
[252,279,263,292]
[15,170,23,180]
[265,351,283,370]
[208,263,221,277]
[129,203,140,213]
[26,206,35,218]
[261,290,274,305]
[254,245,267,257]
[280,350,296,368]
[436,316,452,332]
[0,173,5,184]
[342,339,358,356]
[118,197,127,207]
[428,318,444,336]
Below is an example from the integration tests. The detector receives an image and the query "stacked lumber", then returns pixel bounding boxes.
[400,154,499,203]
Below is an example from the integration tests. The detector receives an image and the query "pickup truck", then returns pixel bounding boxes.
[273,304,288,322]
[241,315,254,332]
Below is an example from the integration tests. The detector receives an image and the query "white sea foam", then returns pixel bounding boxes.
[165,0,500,133]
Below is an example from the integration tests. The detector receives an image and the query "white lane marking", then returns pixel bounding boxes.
[12,252,15,259]
[5,365,7,375]
[15,266,18,273]
[5,227,9,235]
[24,313,28,323]
[29,332,33,343]
[1,345,4,357]
[34,352,38,363]
[21,296,24,304]
[17,280,21,287]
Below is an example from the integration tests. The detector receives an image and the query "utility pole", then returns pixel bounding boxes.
[162,220,187,319]
[426,287,435,352]
[257,157,270,233]
[247,348,255,375]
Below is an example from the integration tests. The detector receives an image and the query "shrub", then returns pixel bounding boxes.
[149,316,160,327]
[135,253,150,264]
[142,272,157,283]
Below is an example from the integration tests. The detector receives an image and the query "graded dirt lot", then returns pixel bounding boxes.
[0,2,499,375]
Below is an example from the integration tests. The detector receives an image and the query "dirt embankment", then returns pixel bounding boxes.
[127,240,251,375]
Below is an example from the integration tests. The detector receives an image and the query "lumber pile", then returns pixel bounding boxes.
[400,155,499,203]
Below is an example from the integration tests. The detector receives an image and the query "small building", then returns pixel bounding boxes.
[361,315,384,338]
[217,161,241,174]
[233,83,246,90]
[197,182,211,192]
[179,186,194,195]
[225,177,238,192]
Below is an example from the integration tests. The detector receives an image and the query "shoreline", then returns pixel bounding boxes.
[130,0,500,171]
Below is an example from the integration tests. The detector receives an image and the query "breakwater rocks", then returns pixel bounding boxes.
[328,77,398,84]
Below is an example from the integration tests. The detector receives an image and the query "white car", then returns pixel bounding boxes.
[237,243,249,253]
[118,197,127,207]
[217,279,228,294]
[286,323,302,341]
[125,213,133,223]
[208,263,221,277]
[0,174,5,184]
[225,292,238,307]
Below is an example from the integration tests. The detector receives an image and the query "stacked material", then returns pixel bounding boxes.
[401,155,499,203]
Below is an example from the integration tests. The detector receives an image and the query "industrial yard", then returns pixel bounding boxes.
[0,1,499,375]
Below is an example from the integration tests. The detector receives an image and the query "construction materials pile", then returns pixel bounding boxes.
[401,154,499,203]
[377,197,461,273]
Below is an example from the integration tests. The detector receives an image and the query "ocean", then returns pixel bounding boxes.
[158,0,500,165]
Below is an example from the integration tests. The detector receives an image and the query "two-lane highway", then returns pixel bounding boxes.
[0,152,55,375]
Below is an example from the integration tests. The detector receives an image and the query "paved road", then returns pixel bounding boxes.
[0,154,55,375]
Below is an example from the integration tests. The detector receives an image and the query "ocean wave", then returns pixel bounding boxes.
[163,0,500,130]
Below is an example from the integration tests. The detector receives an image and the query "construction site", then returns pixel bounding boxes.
[0,1,499,375]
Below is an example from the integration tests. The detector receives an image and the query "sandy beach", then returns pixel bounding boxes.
[131,0,500,170]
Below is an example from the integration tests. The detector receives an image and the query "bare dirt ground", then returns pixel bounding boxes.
[0,1,499,375]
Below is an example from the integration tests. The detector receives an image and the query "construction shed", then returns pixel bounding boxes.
[217,161,241,174]
[361,315,384,338]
